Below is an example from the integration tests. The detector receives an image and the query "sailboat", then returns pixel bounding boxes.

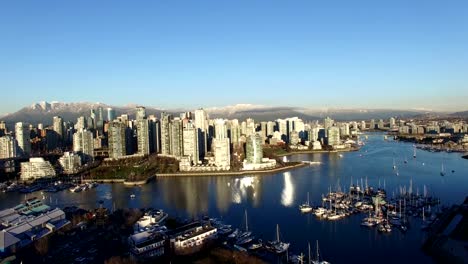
[440,163,445,176]
[393,158,397,170]
[404,155,408,164]
[413,146,417,158]
[312,240,330,264]
[270,224,289,254]
[236,210,252,244]
[299,192,313,213]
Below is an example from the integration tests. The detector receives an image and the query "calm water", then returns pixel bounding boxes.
[2,133,467,263]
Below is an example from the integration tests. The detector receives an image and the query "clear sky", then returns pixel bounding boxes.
[1,0,467,115]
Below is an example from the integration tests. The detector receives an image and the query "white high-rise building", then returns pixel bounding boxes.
[53,116,64,141]
[136,106,146,120]
[212,138,230,170]
[389,117,396,128]
[75,116,87,131]
[266,121,275,137]
[246,118,255,137]
[20,157,56,181]
[183,122,199,165]
[229,119,241,145]
[327,127,341,147]
[0,136,17,159]
[107,108,116,121]
[73,129,94,161]
[59,152,82,174]
[136,119,150,155]
[160,113,172,155]
[308,127,320,142]
[324,117,334,129]
[246,134,263,164]
[108,121,127,159]
[170,118,183,158]
[214,119,228,140]
[15,122,30,157]
[276,119,287,139]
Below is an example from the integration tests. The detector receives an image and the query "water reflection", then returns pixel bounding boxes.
[160,177,209,216]
[230,176,261,207]
[281,171,295,207]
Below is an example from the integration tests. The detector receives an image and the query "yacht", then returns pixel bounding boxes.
[299,192,313,213]
[270,224,289,254]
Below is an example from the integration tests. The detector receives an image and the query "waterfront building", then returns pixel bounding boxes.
[169,222,217,256]
[136,119,150,155]
[399,126,410,134]
[136,106,147,120]
[20,157,56,180]
[378,119,385,129]
[59,151,82,174]
[389,117,396,128]
[339,123,350,137]
[212,138,230,170]
[246,134,263,164]
[160,113,172,155]
[128,231,167,260]
[370,119,376,130]
[308,127,320,142]
[327,126,341,147]
[183,122,199,165]
[108,121,127,159]
[170,118,184,158]
[267,121,276,137]
[214,119,228,140]
[324,117,334,130]
[289,130,300,145]
[194,109,208,159]
[0,204,69,255]
[15,122,30,157]
[276,119,288,142]
[360,120,366,130]
[228,119,241,145]
[148,116,161,154]
[260,122,268,141]
[0,135,17,159]
[73,129,94,161]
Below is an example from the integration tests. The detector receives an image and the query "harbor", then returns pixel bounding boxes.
[0,133,466,263]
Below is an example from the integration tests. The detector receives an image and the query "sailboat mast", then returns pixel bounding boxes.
[308,242,311,264]
[245,210,248,232]
[276,224,280,243]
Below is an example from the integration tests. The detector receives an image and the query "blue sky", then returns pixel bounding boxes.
[1,0,467,114]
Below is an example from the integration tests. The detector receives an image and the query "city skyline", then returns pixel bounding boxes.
[1,1,468,114]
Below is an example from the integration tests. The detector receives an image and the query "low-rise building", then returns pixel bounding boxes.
[169,222,217,255]
[128,231,166,260]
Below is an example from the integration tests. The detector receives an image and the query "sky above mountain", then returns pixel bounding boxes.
[1,0,468,115]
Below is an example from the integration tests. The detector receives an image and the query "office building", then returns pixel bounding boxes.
[289,131,300,145]
[15,122,30,157]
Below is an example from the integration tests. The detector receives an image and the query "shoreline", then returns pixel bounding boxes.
[155,162,308,177]
[275,147,359,157]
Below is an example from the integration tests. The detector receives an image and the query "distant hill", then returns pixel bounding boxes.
[449,111,468,118]
[0,101,456,129]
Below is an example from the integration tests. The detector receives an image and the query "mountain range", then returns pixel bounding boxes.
[1,101,466,127]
